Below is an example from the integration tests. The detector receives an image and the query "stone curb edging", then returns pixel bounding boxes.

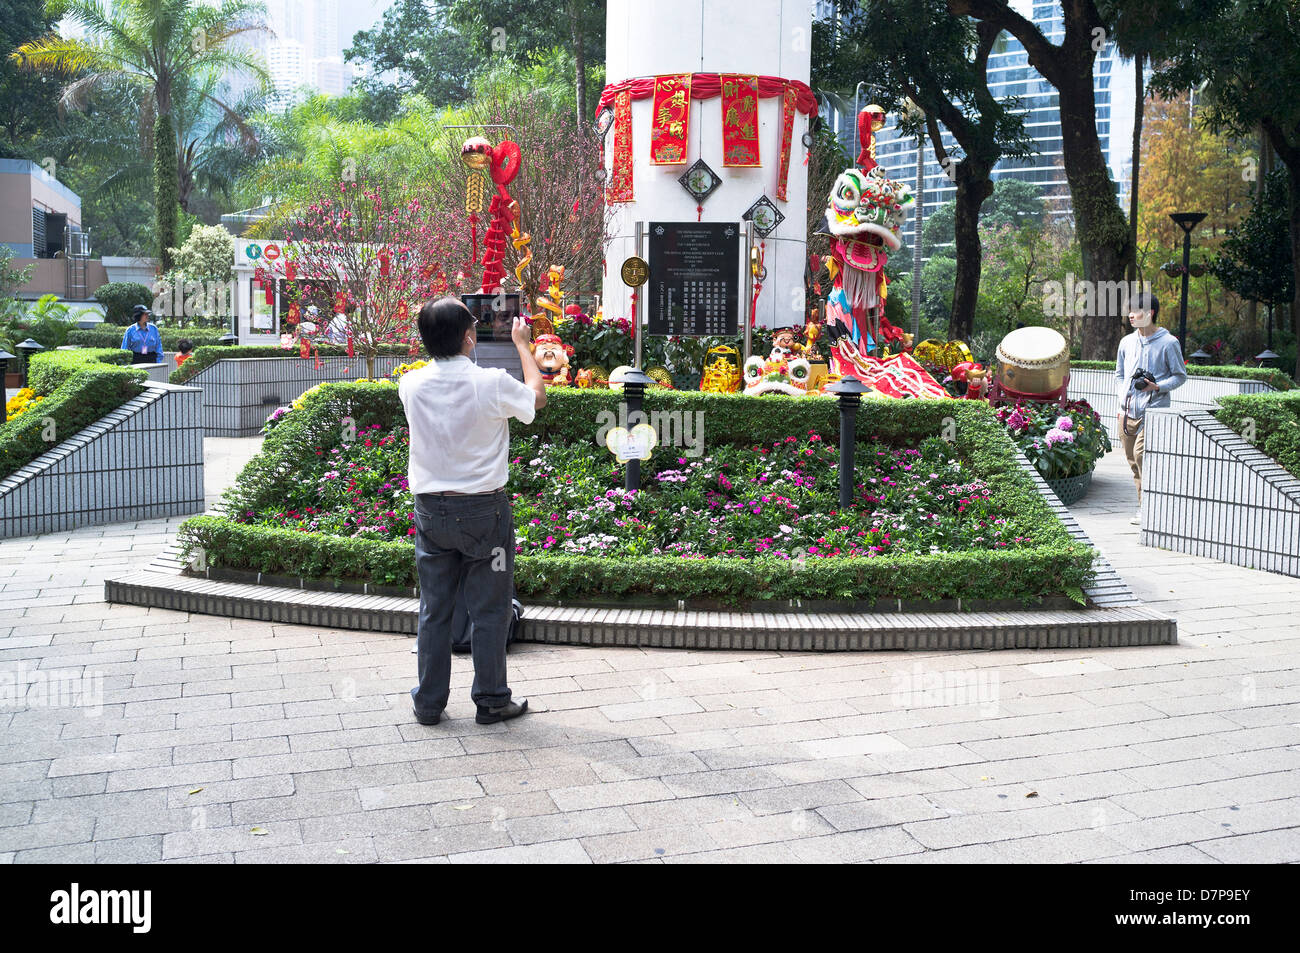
[104,568,1176,651]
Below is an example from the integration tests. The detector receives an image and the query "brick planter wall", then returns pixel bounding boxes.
[1141,409,1300,578]
[0,381,204,538]
[1068,367,1271,439]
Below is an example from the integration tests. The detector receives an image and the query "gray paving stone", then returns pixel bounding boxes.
[579,824,718,863]
[373,822,512,862]
[448,838,592,864]
[95,835,164,864]
[786,826,926,863]
[549,778,676,812]
[233,837,380,864]
[357,777,484,810]
[162,822,304,859]
[0,817,94,852]
[14,842,97,864]
[1193,828,1300,863]
[505,806,636,845]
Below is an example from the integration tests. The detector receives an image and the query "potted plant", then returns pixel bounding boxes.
[996,399,1113,505]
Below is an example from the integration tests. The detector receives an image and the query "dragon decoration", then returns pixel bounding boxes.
[818,105,946,399]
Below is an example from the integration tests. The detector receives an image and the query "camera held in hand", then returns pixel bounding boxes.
[1131,368,1158,391]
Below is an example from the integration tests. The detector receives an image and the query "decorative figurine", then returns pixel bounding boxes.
[816,105,944,399]
[531,333,572,386]
[700,345,742,393]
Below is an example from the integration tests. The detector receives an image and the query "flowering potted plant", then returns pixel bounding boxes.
[996,399,1112,504]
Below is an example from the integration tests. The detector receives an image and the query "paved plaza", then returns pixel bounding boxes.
[0,438,1297,864]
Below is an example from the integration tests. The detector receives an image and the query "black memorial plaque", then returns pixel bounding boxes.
[647,222,739,337]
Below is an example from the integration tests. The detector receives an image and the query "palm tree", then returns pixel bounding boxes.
[12,0,271,271]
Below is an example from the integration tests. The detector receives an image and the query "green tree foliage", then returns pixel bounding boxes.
[0,0,59,157]
[1213,167,1295,322]
[344,0,489,123]
[169,223,235,284]
[1144,0,1300,379]
[12,0,271,271]
[449,0,604,126]
[949,0,1136,359]
[923,177,1046,257]
[819,0,1034,341]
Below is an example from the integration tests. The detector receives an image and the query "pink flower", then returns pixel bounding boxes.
[1055,416,1073,431]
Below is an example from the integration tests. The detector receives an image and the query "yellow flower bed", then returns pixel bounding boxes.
[5,388,45,422]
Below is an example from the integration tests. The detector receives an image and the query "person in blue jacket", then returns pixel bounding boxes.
[120,305,163,364]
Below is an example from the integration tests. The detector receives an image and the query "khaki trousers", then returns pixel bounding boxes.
[1120,416,1145,501]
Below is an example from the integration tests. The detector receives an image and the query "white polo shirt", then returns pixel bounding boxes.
[398,355,537,494]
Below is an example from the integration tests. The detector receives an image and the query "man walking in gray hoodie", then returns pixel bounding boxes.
[1114,291,1188,525]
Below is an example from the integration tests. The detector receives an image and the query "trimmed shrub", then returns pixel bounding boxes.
[66,327,228,350]
[0,349,146,478]
[1216,391,1300,480]
[94,282,155,326]
[169,343,418,385]
[186,384,1096,603]
[1072,359,1294,392]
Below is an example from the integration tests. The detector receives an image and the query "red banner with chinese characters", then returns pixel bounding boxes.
[775,84,798,201]
[649,74,691,165]
[720,74,761,167]
[607,89,635,203]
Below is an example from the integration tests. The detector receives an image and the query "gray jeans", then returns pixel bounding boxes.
[411,490,514,714]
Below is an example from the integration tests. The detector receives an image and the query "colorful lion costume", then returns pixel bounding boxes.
[819,107,945,399]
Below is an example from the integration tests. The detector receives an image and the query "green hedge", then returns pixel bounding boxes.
[27,348,132,394]
[66,327,228,350]
[185,384,1096,604]
[1,349,146,479]
[93,282,154,326]
[169,343,418,385]
[1072,360,1294,391]
[1216,391,1300,480]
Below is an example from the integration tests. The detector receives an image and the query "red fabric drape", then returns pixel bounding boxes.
[596,73,817,118]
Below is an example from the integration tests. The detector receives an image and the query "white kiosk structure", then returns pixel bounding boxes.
[600,0,813,342]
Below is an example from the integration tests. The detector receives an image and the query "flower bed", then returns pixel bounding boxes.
[996,399,1112,482]
[179,386,1095,605]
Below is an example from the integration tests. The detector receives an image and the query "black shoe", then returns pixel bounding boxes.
[412,707,441,726]
[475,698,528,725]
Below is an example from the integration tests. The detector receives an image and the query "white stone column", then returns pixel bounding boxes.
[601,0,813,332]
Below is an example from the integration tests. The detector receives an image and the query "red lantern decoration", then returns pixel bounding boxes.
[378,249,391,277]
[286,261,297,281]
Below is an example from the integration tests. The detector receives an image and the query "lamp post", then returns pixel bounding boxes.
[1189,346,1211,366]
[610,366,656,492]
[1169,212,1206,354]
[826,377,870,510]
[15,338,45,389]
[1256,305,1279,366]
[0,349,14,388]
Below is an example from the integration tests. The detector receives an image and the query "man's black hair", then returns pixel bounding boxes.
[1131,289,1160,321]
[418,296,475,358]
[177,339,193,353]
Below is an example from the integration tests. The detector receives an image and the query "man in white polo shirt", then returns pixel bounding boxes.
[399,297,546,726]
